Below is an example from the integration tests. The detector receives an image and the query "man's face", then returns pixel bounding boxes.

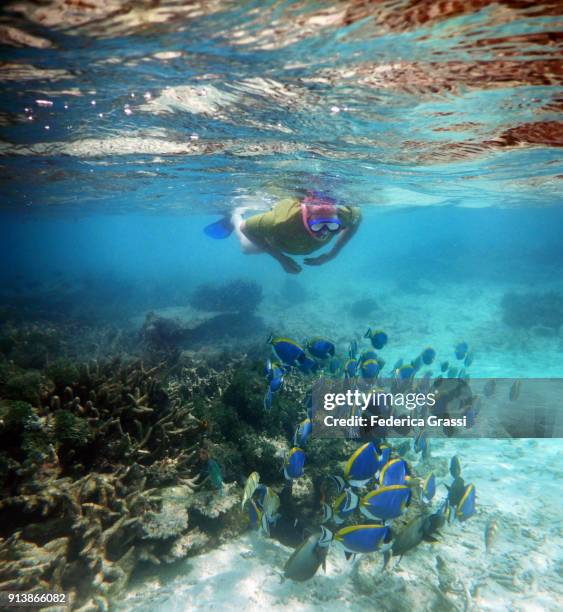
[306,205,341,241]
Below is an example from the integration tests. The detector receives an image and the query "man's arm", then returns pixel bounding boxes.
[304,208,362,266]
[242,228,302,274]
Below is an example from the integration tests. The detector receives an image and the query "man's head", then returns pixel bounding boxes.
[301,192,342,240]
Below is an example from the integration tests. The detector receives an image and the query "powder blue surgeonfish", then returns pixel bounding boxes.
[359,484,411,521]
[284,447,306,480]
[294,418,312,447]
[365,328,388,350]
[306,337,335,360]
[421,347,436,365]
[329,357,342,376]
[377,445,391,471]
[379,458,409,486]
[396,364,416,381]
[246,499,263,529]
[360,358,381,380]
[344,442,379,487]
[450,455,462,479]
[422,473,436,503]
[331,524,392,558]
[264,360,284,410]
[268,336,307,366]
[413,429,427,454]
[322,487,359,525]
[455,483,476,522]
[344,358,359,379]
[297,355,319,375]
[349,340,358,359]
[455,342,469,360]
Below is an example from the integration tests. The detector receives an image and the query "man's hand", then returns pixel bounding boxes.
[280,256,302,274]
[304,253,332,266]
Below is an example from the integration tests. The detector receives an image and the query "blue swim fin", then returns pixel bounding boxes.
[204,216,234,239]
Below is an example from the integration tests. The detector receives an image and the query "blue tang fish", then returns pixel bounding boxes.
[411,355,423,372]
[360,350,378,361]
[397,364,415,381]
[329,357,342,376]
[359,484,411,521]
[294,418,312,447]
[306,337,335,360]
[413,429,427,454]
[332,524,392,556]
[364,328,388,350]
[360,358,380,380]
[344,442,379,487]
[263,360,284,411]
[246,499,262,529]
[348,340,358,359]
[422,472,436,503]
[450,455,462,479]
[455,342,468,360]
[327,474,347,495]
[344,358,359,379]
[379,458,409,486]
[456,483,476,522]
[440,361,449,372]
[268,335,307,366]
[421,347,436,365]
[377,445,391,470]
[464,351,474,367]
[284,447,306,480]
[297,355,319,375]
[322,488,359,525]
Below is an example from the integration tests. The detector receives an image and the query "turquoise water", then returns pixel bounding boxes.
[0,1,562,610]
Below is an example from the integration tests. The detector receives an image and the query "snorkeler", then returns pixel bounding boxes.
[204,192,362,274]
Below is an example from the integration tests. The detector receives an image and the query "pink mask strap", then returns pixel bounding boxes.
[301,203,317,238]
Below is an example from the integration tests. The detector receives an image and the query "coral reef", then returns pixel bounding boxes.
[189,279,263,313]
[501,291,563,330]
[0,350,244,610]
[0,315,350,609]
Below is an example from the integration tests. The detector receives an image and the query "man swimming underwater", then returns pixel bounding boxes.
[204,192,362,274]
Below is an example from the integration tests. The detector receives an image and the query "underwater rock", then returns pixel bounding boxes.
[189,279,263,313]
[501,291,563,330]
[348,296,380,319]
[187,482,240,520]
[189,312,266,343]
[141,499,189,540]
[141,311,189,348]
[163,528,210,563]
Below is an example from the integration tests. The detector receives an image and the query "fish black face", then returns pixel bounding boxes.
[425,512,445,535]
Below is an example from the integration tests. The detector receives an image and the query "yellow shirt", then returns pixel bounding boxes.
[243,197,361,255]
